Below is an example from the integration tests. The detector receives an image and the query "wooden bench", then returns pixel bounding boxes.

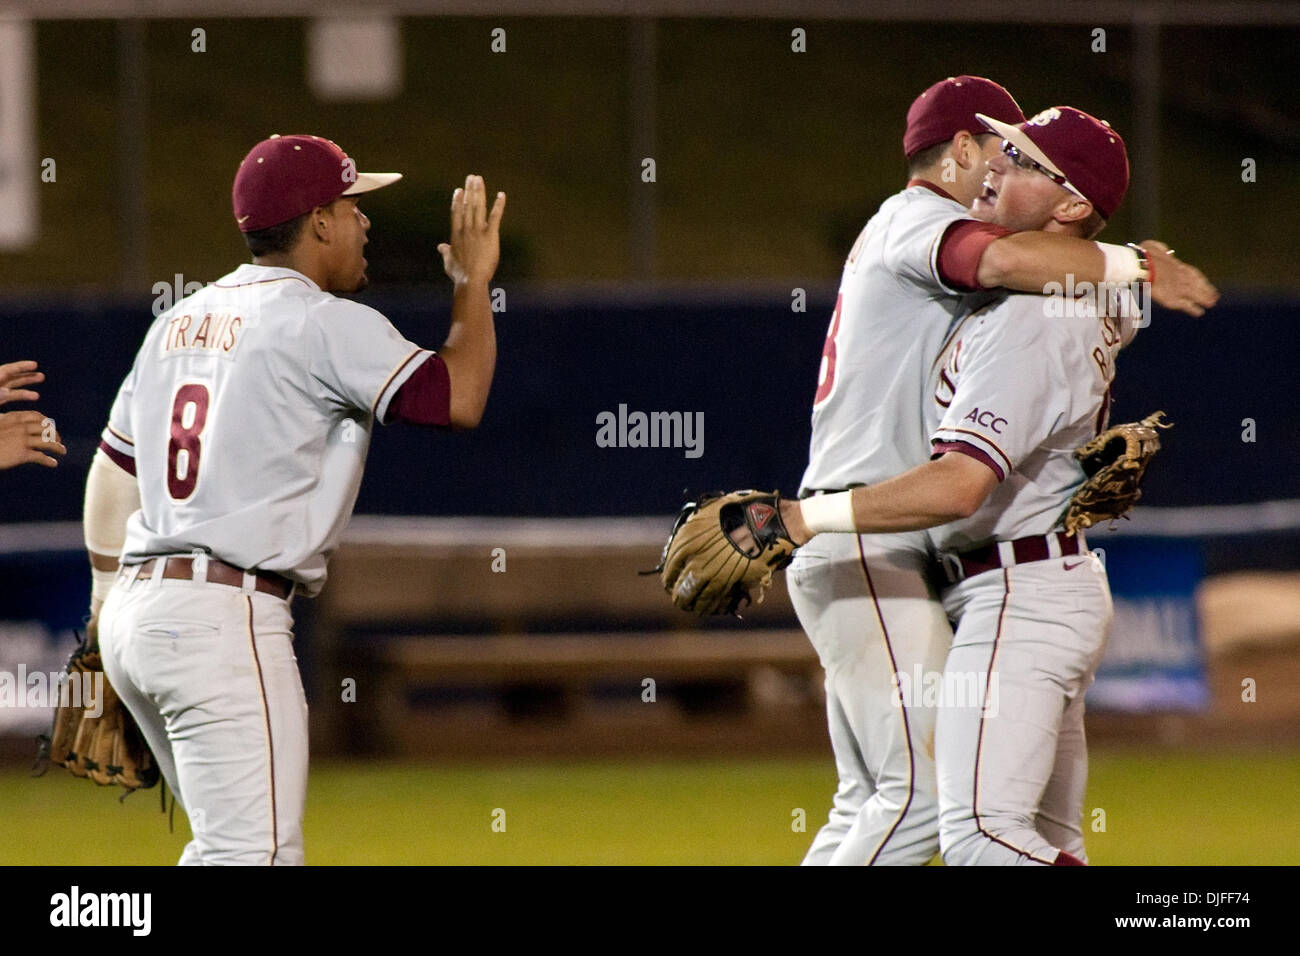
[309,517,825,756]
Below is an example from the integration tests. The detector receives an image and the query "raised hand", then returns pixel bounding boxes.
[437,174,506,287]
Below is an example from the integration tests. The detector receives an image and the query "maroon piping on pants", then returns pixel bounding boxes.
[245,597,279,865]
[970,570,1058,866]
[856,536,916,866]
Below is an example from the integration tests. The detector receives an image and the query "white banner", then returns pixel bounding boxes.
[0,19,37,250]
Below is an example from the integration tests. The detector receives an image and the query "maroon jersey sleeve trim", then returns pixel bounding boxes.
[105,424,134,448]
[931,439,1005,483]
[935,219,1015,292]
[371,348,429,420]
[384,353,452,427]
[97,438,137,477]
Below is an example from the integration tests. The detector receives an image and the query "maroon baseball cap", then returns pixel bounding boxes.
[903,76,1025,159]
[232,134,402,232]
[977,107,1130,219]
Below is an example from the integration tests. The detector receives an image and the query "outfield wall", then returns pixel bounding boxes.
[0,289,1296,534]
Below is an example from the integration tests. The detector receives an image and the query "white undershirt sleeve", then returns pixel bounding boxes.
[84,447,141,613]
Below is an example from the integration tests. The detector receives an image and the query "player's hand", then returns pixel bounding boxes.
[0,410,66,469]
[0,360,44,405]
[1140,240,1219,317]
[437,174,506,287]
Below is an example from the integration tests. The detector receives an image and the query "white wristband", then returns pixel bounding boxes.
[1097,242,1143,284]
[91,567,117,606]
[799,491,857,534]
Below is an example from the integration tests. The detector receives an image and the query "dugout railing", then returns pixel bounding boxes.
[310,516,828,757]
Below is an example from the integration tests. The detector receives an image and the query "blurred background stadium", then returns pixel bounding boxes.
[0,0,1297,864]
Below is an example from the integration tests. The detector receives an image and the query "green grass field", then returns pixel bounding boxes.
[4,751,1297,865]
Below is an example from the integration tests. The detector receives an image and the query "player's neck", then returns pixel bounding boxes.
[1037,220,1090,239]
[252,254,327,289]
[907,174,971,207]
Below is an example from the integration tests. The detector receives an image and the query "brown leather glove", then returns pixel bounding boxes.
[1064,411,1172,534]
[650,490,798,616]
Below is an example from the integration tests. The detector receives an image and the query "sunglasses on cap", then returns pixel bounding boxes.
[1000,140,1087,201]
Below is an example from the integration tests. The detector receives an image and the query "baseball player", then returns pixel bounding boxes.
[780,106,1176,864]
[788,77,1217,866]
[0,360,66,470]
[82,134,505,865]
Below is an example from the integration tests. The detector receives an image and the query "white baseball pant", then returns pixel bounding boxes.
[935,551,1112,866]
[99,562,308,866]
[788,531,953,866]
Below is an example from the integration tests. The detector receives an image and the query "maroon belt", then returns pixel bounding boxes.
[127,556,294,600]
[940,531,1081,584]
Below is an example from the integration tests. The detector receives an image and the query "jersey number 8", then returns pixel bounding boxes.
[813,293,843,408]
[168,383,210,501]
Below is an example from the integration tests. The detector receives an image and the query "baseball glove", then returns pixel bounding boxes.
[1063,411,1172,535]
[647,490,798,616]
[35,629,160,795]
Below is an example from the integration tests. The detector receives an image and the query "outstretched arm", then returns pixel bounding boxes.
[780,453,1000,545]
[974,232,1218,316]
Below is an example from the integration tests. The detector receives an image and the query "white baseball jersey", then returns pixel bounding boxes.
[792,182,987,866]
[800,183,976,495]
[100,263,432,596]
[926,290,1140,553]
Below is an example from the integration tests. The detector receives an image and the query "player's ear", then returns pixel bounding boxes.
[309,204,332,243]
[952,131,982,171]
[1053,194,1094,229]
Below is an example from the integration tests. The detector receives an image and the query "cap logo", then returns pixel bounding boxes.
[1026,107,1062,127]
